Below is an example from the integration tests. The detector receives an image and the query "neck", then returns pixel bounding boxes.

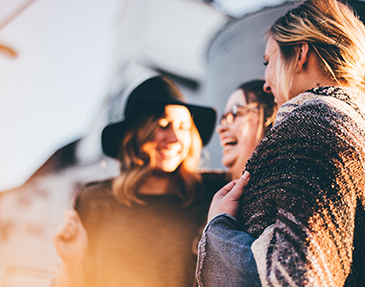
[230,165,244,180]
[290,49,343,100]
[138,173,173,195]
[312,78,341,89]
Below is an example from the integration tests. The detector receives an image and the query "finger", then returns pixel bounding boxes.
[54,222,74,242]
[65,209,84,229]
[69,209,85,229]
[223,171,251,201]
[214,180,238,198]
[61,228,73,241]
[67,210,88,240]
[53,227,71,244]
[235,171,251,189]
[64,212,78,231]
[53,210,78,242]
[65,209,79,222]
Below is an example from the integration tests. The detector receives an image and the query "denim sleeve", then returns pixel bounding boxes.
[196,213,261,287]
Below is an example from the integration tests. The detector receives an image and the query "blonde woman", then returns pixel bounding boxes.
[197,0,365,286]
[217,79,276,179]
[53,76,229,287]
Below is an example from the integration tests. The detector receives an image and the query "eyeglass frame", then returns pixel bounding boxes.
[219,102,260,126]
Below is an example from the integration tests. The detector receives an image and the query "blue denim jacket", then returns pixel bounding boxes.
[196,213,261,287]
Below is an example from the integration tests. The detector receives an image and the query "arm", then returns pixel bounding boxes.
[196,172,261,287]
[52,209,88,287]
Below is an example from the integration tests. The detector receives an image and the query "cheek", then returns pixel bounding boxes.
[229,121,245,138]
[234,120,253,143]
[152,130,163,145]
[266,65,275,84]
[264,66,270,83]
[238,118,260,145]
[180,132,192,151]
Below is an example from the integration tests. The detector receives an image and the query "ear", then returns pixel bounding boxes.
[296,43,309,73]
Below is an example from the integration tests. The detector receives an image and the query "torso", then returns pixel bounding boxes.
[239,86,365,286]
[75,171,229,287]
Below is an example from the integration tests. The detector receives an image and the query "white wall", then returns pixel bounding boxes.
[0,0,121,190]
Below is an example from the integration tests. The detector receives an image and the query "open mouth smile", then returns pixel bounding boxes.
[220,137,237,147]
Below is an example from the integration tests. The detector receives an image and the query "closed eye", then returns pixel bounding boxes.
[159,119,169,129]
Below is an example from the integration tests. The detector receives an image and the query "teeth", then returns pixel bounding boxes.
[221,138,237,146]
[160,149,179,157]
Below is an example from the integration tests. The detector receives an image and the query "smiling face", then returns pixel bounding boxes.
[145,105,192,173]
[216,89,261,179]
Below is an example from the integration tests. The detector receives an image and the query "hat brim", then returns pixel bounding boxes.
[102,100,216,159]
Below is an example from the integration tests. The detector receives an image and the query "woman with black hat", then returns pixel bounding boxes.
[52,76,229,287]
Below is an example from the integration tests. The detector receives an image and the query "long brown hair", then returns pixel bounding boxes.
[112,110,202,207]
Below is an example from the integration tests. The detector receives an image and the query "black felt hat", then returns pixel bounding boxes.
[102,76,217,159]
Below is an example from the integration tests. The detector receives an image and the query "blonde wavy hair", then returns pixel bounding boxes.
[267,0,365,101]
[112,110,202,207]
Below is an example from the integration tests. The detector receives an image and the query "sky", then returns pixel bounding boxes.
[0,0,122,190]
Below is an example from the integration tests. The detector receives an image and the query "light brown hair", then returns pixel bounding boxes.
[112,110,202,207]
[267,0,365,101]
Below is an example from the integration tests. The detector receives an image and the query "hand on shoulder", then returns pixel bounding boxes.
[207,171,250,222]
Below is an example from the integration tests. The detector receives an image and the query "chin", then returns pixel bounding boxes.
[153,166,178,175]
[221,157,235,170]
[157,161,182,173]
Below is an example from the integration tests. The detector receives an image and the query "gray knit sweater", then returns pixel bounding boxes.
[238,86,365,287]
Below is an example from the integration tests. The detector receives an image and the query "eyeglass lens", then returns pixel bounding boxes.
[220,103,258,125]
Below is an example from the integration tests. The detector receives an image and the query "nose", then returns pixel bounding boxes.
[263,82,271,93]
[166,126,179,143]
[216,120,228,134]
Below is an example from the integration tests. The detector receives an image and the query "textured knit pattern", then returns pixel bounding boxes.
[238,87,365,287]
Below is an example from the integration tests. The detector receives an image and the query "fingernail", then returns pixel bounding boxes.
[242,171,250,179]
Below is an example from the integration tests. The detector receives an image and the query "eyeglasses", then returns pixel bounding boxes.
[219,103,259,126]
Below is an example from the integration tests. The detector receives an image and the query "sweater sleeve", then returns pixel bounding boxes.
[239,99,365,287]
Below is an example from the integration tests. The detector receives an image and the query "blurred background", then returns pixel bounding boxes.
[0,0,290,192]
[0,0,364,285]
[0,0,121,191]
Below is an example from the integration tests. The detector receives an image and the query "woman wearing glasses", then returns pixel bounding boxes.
[198,0,365,285]
[217,80,277,179]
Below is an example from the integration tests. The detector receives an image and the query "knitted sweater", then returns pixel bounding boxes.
[238,86,365,287]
